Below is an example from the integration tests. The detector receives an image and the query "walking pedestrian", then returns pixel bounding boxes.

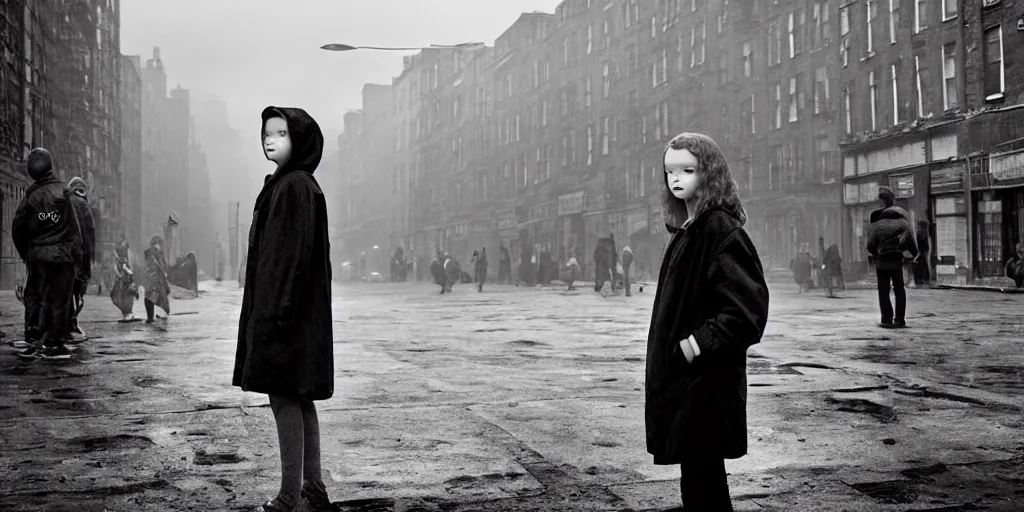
[564,245,579,291]
[110,240,139,321]
[233,106,334,512]
[498,242,511,284]
[67,176,95,341]
[645,132,769,511]
[822,242,844,298]
[621,245,634,296]
[866,187,918,328]
[12,147,82,361]
[142,235,171,323]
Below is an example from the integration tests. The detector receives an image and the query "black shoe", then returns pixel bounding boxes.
[893,319,907,328]
[41,345,72,360]
[16,345,42,360]
[878,321,895,328]
[301,481,332,510]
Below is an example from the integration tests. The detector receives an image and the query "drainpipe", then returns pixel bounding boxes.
[963,154,973,284]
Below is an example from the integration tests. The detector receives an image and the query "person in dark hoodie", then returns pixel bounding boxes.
[67,176,95,340]
[233,106,333,512]
[13,148,82,360]
[645,132,770,510]
[866,187,918,328]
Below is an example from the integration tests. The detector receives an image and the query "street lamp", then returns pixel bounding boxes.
[320,42,485,52]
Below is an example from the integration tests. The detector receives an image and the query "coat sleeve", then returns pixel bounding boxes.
[691,228,770,361]
[256,175,317,323]
[12,199,33,262]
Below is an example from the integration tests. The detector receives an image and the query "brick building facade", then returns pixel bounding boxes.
[334,0,1024,285]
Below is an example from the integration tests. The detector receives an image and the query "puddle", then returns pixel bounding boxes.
[849,479,918,504]
[68,434,154,452]
[826,396,898,423]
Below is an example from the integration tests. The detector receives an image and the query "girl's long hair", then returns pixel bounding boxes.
[662,132,747,228]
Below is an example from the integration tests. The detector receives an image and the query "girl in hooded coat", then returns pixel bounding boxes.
[142,234,171,323]
[645,133,770,510]
[233,106,333,512]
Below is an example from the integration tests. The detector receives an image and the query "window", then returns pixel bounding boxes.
[983,26,1004,100]
[869,70,878,130]
[651,16,657,38]
[603,20,610,49]
[563,38,570,67]
[914,55,924,117]
[889,0,900,44]
[942,0,957,20]
[542,100,548,126]
[690,21,706,67]
[661,100,669,135]
[768,21,782,65]
[585,77,593,107]
[742,42,753,77]
[587,24,593,54]
[788,10,805,57]
[533,60,540,88]
[601,117,610,155]
[750,94,757,134]
[891,64,899,125]
[773,83,782,129]
[866,0,876,54]
[915,0,927,33]
[789,77,799,122]
[840,6,850,67]
[814,67,830,113]
[942,43,958,109]
[654,106,662,140]
[561,88,569,115]
[812,2,824,49]
[515,114,521,141]
[570,130,577,163]
[561,135,569,166]
[844,87,852,133]
[586,125,594,165]
[603,63,611,98]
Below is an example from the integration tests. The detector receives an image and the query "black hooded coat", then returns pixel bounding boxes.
[13,172,82,264]
[644,207,769,463]
[232,106,334,401]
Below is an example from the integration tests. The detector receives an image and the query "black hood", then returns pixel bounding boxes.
[261,106,324,175]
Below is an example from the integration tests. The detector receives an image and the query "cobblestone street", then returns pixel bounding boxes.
[0,280,1022,511]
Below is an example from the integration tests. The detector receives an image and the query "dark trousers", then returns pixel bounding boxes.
[913,252,930,284]
[23,265,42,340]
[144,299,155,320]
[680,457,732,511]
[33,261,76,347]
[876,267,906,323]
[70,278,87,329]
[623,264,632,296]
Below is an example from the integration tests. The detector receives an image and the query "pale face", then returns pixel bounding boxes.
[263,117,292,165]
[664,148,700,201]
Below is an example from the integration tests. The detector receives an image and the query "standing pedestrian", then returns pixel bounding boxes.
[645,133,769,511]
[621,245,634,296]
[142,235,171,323]
[234,106,334,512]
[913,220,931,287]
[473,247,488,292]
[67,176,95,341]
[822,242,844,298]
[564,245,579,291]
[866,187,918,328]
[12,148,82,360]
[498,242,511,284]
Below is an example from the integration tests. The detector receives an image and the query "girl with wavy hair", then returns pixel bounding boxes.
[644,132,770,510]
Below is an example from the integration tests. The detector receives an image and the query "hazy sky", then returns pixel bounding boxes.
[121,1,563,149]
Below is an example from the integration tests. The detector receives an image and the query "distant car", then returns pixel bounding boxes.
[368,272,382,283]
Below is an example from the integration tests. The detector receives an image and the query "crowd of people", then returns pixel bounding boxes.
[9,147,172,361]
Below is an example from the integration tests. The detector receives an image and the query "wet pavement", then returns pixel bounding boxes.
[0,279,1022,511]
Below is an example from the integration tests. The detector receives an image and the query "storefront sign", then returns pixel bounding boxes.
[541,219,557,232]
[989,150,1024,182]
[888,174,915,198]
[558,191,584,215]
[497,212,517,230]
[584,192,606,212]
[930,165,964,193]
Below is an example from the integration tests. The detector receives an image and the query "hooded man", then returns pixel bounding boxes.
[67,176,96,340]
[866,186,918,328]
[12,148,82,360]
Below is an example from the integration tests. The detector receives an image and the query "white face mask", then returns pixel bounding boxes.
[263,117,293,166]
[664,148,700,201]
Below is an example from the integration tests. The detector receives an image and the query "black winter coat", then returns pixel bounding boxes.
[233,106,334,401]
[645,208,769,463]
[70,192,96,281]
[866,206,918,270]
[12,173,82,264]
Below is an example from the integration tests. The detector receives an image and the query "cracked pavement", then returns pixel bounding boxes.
[0,279,1022,511]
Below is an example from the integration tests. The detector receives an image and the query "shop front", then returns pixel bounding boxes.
[929,163,969,285]
[557,191,585,267]
[969,150,1024,281]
